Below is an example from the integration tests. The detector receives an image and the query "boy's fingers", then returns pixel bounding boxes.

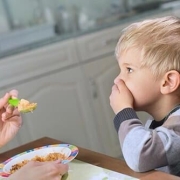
[115,80,127,92]
[112,84,118,92]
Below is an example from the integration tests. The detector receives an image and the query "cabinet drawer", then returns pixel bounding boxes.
[76,9,173,62]
[0,39,79,88]
[76,24,128,62]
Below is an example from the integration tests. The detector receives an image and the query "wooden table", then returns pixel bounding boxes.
[0,137,179,180]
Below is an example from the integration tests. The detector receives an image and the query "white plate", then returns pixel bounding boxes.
[0,144,78,177]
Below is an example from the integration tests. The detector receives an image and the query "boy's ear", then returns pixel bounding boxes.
[161,70,180,94]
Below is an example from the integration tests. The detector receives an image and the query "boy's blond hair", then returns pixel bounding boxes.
[115,16,180,78]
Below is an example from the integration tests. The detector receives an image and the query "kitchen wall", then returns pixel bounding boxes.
[1,0,119,31]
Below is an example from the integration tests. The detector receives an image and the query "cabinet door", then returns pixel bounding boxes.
[0,66,102,153]
[82,55,122,158]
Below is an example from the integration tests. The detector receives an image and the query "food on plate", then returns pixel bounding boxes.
[10,152,66,174]
[18,99,37,113]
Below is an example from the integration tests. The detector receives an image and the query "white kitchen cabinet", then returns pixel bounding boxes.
[81,55,122,158]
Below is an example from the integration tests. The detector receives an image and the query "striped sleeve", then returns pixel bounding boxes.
[113,108,180,172]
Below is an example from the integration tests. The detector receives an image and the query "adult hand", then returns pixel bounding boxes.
[0,90,22,147]
[8,161,69,180]
[109,80,134,114]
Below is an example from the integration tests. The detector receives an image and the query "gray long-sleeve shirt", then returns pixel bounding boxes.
[113,107,180,176]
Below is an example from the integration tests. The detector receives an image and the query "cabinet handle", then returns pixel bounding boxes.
[102,38,118,46]
[89,79,98,99]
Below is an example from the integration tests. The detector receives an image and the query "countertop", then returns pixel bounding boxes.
[0,7,173,59]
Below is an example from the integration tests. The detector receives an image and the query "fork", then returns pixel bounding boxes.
[8,98,20,107]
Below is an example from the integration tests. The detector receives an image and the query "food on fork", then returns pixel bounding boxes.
[8,98,37,113]
[17,99,37,113]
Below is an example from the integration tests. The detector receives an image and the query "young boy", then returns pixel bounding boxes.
[109,16,180,176]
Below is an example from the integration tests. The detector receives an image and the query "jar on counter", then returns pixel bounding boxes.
[78,8,95,31]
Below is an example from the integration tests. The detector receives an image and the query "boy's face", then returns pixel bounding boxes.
[114,48,162,111]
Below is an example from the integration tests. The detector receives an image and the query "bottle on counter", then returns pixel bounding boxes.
[55,6,72,34]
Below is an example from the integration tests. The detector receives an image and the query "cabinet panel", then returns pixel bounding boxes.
[82,55,122,158]
[76,25,126,62]
[0,39,79,88]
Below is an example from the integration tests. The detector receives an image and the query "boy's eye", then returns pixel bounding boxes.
[127,67,133,73]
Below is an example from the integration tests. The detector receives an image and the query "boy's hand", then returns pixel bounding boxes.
[0,90,22,147]
[110,80,134,114]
